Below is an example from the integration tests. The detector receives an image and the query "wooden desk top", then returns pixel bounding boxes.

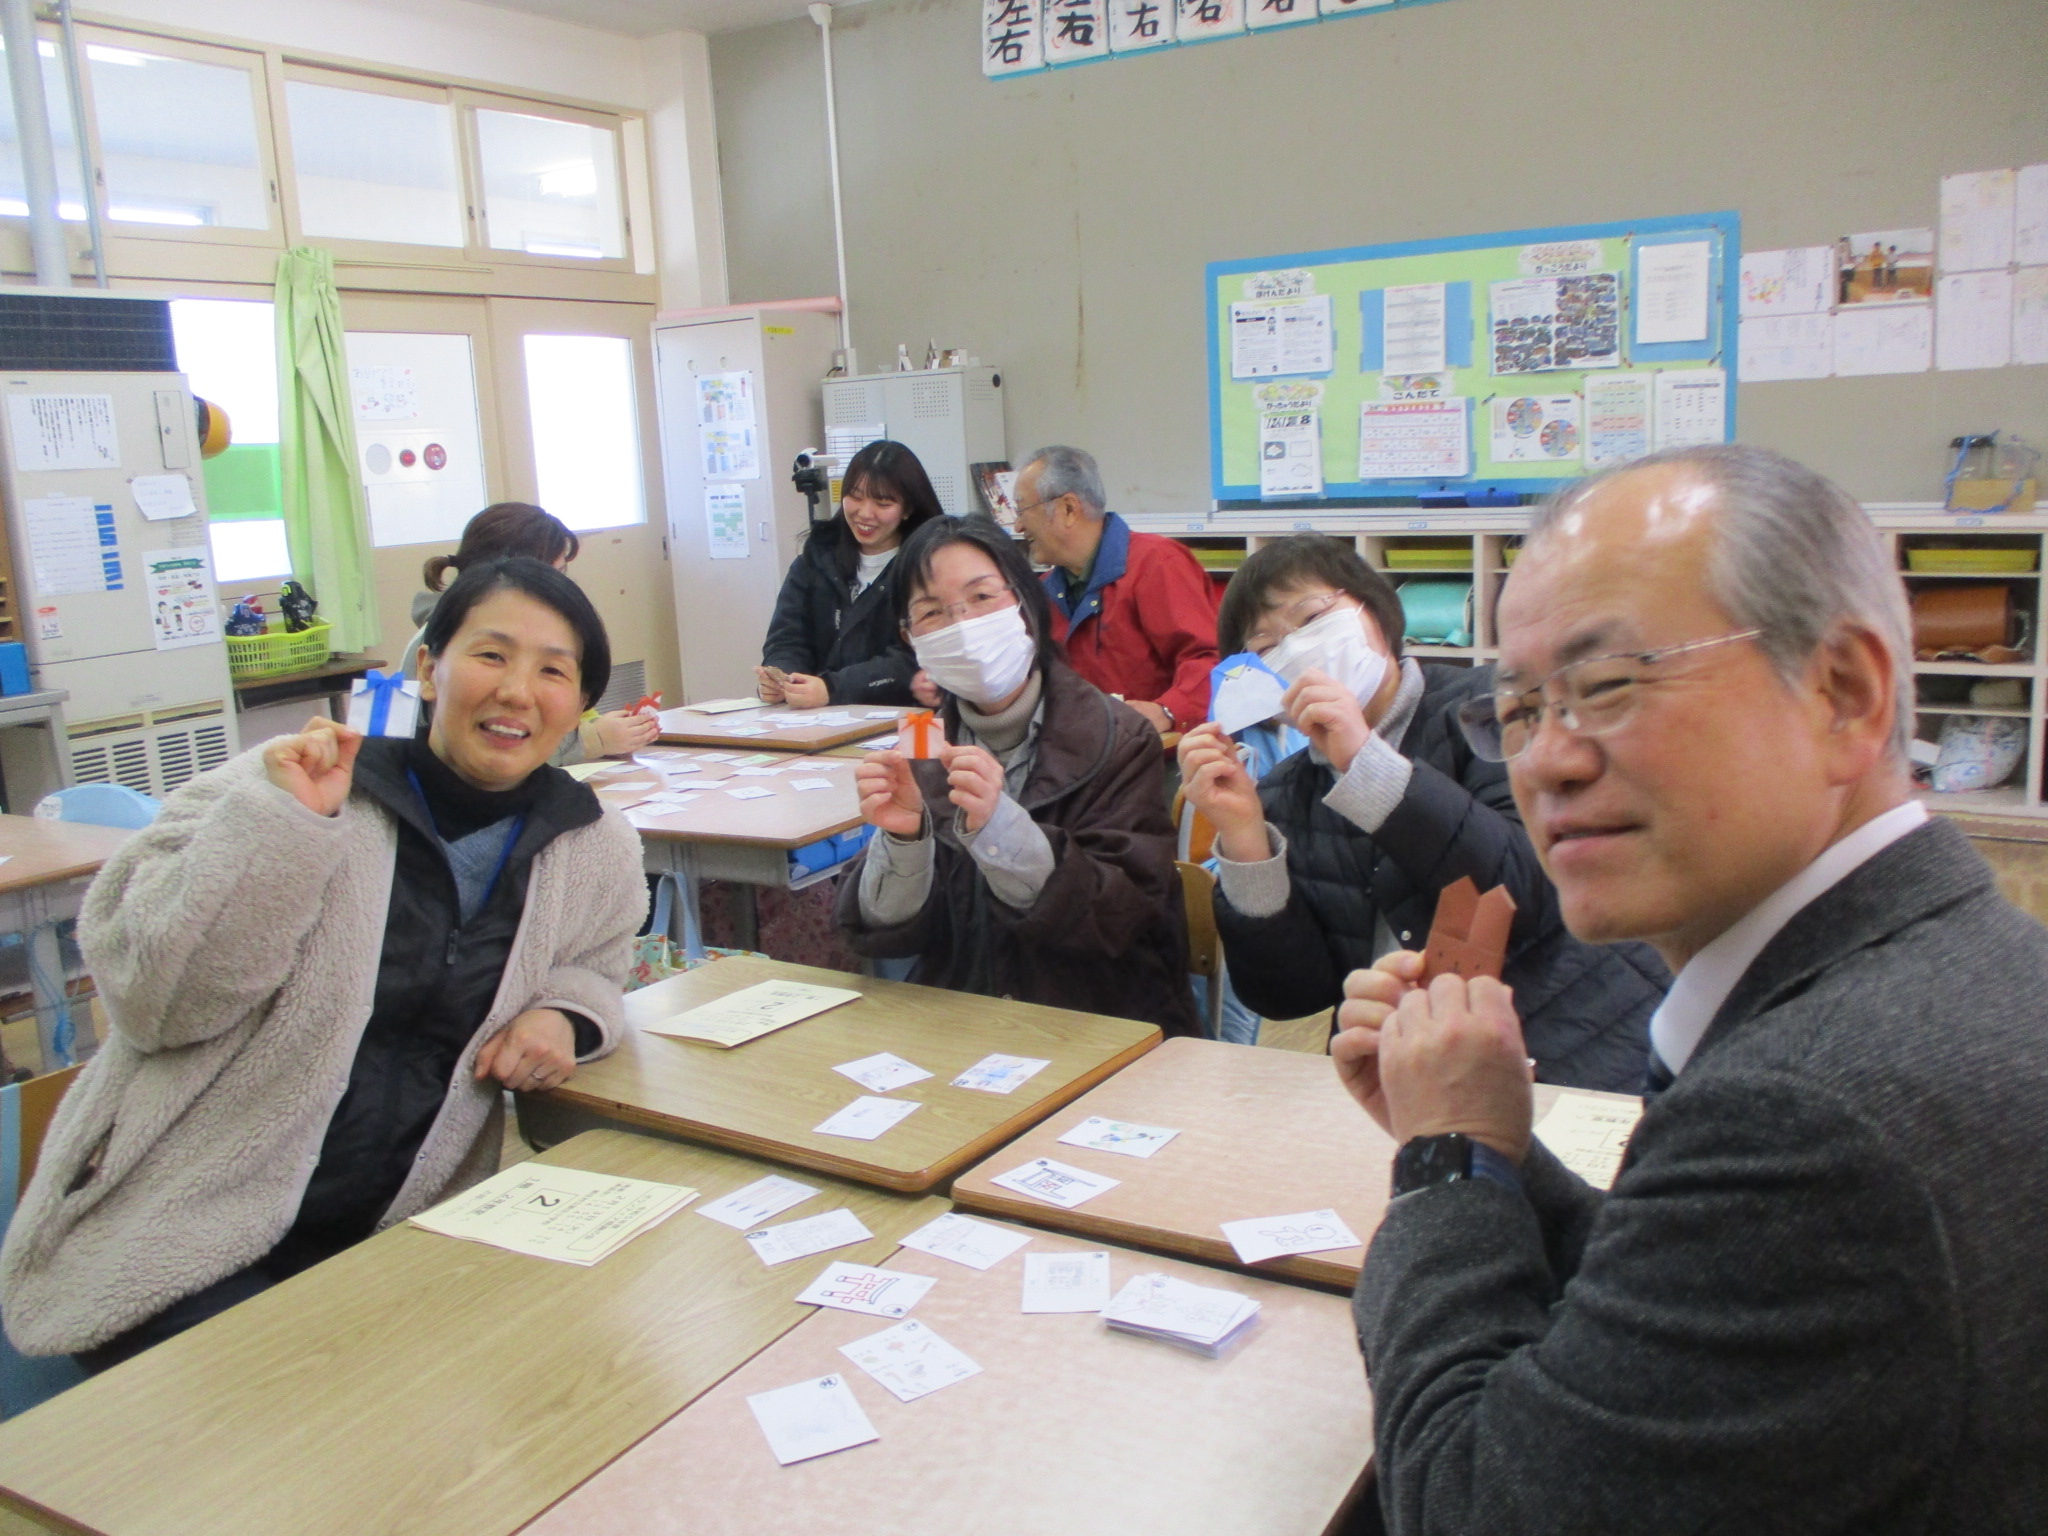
[0,815,132,895]
[550,956,1162,1192]
[951,1037,1628,1289]
[657,702,907,752]
[584,748,864,849]
[0,1131,945,1536]
[523,1221,1373,1536]
[230,652,388,700]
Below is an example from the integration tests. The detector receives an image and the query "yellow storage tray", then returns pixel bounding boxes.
[1383,545,1474,570]
[1906,548,2038,573]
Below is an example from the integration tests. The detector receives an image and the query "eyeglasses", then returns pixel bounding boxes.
[1244,590,1352,654]
[906,583,1018,636]
[1456,629,1763,762]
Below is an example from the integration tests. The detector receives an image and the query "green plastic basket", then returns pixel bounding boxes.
[225,619,333,681]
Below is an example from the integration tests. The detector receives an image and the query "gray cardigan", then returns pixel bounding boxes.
[1356,818,2048,1534]
[0,749,646,1356]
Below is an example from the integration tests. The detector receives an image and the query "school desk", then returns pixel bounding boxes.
[0,815,133,1072]
[523,955,1161,1193]
[656,701,908,753]
[950,1036,1633,1289]
[522,1220,1374,1536]
[0,1130,944,1536]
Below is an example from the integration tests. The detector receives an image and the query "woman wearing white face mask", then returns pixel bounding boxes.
[838,515,1199,1035]
[1177,535,1666,1092]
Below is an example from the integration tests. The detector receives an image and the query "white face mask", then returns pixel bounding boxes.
[1265,602,1390,708]
[912,604,1036,708]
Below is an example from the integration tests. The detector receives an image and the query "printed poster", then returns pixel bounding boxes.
[1582,373,1653,468]
[1652,368,1727,451]
[1837,229,1933,306]
[6,394,120,472]
[694,371,756,427]
[706,484,749,559]
[1255,381,1323,497]
[351,365,418,422]
[1357,398,1470,480]
[143,549,220,651]
[1230,293,1333,379]
[701,424,760,481]
[1489,275,1620,374]
[1488,395,1581,465]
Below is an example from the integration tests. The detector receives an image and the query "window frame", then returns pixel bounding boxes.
[455,88,635,276]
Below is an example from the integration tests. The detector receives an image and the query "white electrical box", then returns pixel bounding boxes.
[821,366,1007,517]
[0,369,237,798]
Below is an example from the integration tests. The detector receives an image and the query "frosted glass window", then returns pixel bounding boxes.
[87,42,268,229]
[209,519,290,582]
[169,298,277,443]
[476,109,624,260]
[286,80,464,248]
[523,334,644,531]
[0,36,88,220]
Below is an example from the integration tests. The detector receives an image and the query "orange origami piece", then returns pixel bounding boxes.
[630,693,664,716]
[903,710,943,759]
[1420,877,1517,983]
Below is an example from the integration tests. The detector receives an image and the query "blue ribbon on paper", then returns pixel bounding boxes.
[360,669,407,736]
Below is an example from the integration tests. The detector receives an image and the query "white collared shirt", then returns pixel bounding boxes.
[1649,799,1929,1076]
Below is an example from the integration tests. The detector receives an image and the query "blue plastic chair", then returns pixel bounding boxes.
[32,783,160,829]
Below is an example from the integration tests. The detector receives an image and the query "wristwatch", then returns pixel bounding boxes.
[1390,1133,1524,1198]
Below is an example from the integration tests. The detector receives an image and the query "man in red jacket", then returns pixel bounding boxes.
[1014,445,1220,736]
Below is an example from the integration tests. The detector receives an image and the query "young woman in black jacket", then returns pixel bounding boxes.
[756,440,945,708]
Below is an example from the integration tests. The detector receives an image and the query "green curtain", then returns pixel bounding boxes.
[275,246,377,653]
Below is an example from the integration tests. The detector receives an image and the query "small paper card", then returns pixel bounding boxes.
[732,765,786,777]
[683,697,766,715]
[863,733,900,749]
[407,1163,698,1266]
[990,1157,1119,1209]
[725,726,769,737]
[863,710,901,719]
[1101,1274,1260,1355]
[746,1374,878,1466]
[789,778,834,792]
[952,1053,1052,1095]
[1219,1208,1361,1265]
[898,1211,1033,1271]
[696,1173,818,1230]
[834,1052,934,1094]
[1056,1116,1181,1159]
[1209,651,1290,735]
[697,752,739,762]
[727,785,775,800]
[1533,1090,1643,1189]
[746,1207,874,1266]
[642,979,863,1048]
[796,1261,935,1319]
[814,1096,921,1141]
[345,671,421,738]
[1021,1249,1112,1312]
[840,1319,982,1403]
[734,752,781,766]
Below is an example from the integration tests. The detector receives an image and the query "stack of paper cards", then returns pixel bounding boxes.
[951,1053,1052,1094]
[834,1052,933,1093]
[788,777,834,792]
[745,1208,874,1266]
[683,697,766,715]
[1218,1209,1361,1265]
[1021,1250,1112,1312]
[1057,1116,1181,1159]
[814,1096,921,1141]
[746,1374,878,1466]
[863,710,901,720]
[1533,1090,1644,1189]
[899,1212,1033,1271]
[1101,1274,1261,1357]
[407,1164,697,1267]
[839,1319,981,1402]
[796,1261,935,1318]
[862,733,900,749]
[641,979,863,1048]
[696,1173,818,1229]
[990,1156,1119,1209]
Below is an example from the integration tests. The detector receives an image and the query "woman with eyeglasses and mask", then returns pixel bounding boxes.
[837,515,1199,1035]
[1177,534,1664,1090]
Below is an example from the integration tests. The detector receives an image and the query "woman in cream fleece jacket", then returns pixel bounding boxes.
[0,558,647,1363]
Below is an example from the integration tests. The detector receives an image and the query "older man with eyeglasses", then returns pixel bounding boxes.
[1334,444,2048,1535]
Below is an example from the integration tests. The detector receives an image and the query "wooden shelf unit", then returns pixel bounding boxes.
[1128,502,2048,820]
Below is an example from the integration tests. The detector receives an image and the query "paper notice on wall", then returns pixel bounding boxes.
[1254,382,1323,497]
[142,549,220,651]
[26,496,119,595]
[1939,168,2017,273]
[1936,270,2014,371]
[1636,241,1712,345]
[1357,398,1470,479]
[131,472,197,521]
[2013,268,2048,368]
[1176,0,1245,42]
[706,484,749,560]
[1582,373,1653,469]
[1381,282,1448,375]
[351,365,418,421]
[1832,303,1932,376]
[983,0,1044,75]
[1739,247,1834,317]
[1109,0,1175,50]
[1838,228,1935,306]
[2016,165,2048,268]
[695,370,756,427]
[701,424,759,481]
[1739,313,1834,382]
[1043,0,1109,60]
[1652,369,1727,451]
[1488,395,1580,465]
[7,394,120,472]
[1229,294,1332,379]
[1490,275,1620,374]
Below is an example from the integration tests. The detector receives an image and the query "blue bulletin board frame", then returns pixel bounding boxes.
[1205,211,1741,506]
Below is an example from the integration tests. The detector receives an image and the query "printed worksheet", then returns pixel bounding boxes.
[641,979,863,1048]
[407,1164,698,1266]
[813,1096,922,1141]
[796,1262,935,1319]
[746,1374,878,1466]
[1021,1249,1112,1312]
[1532,1091,1643,1189]
[990,1157,1120,1209]
[1056,1116,1181,1160]
[952,1053,1052,1094]
[745,1207,874,1266]
[695,1173,818,1230]
[840,1319,983,1403]
[898,1211,1033,1271]
[1219,1208,1361,1265]
[834,1052,934,1094]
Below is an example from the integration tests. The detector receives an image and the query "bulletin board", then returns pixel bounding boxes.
[1207,212,1740,505]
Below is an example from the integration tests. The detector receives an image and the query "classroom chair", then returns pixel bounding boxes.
[1170,788,1217,865]
[0,1065,84,1417]
[33,783,160,830]
[1178,860,1227,1039]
